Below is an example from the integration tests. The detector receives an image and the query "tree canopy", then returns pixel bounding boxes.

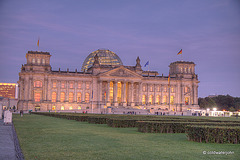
[198,95,240,111]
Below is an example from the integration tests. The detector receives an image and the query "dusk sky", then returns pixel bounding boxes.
[0,0,239,98]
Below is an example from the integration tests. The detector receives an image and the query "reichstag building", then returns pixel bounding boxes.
[17,49,199,113]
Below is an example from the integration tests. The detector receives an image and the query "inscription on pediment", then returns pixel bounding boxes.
[109,69,136,77]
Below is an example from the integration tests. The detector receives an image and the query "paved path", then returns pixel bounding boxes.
[0,119,16,160]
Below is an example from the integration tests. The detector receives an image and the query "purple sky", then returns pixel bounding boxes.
[0,0,239,98]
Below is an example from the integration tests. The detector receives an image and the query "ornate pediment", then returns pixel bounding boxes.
[99,66,142,78]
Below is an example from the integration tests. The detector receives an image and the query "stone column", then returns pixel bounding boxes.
[29,78,32,101]
[106,81,110,106]
[82,81,85,102]
[74,81,77,102]
[113,81,118,106]
[66,81,69,101]
[99,81,102,105]
[57,80,61,102]
[130,82,134,106]
[139,82,142,105]
[193,85,198,105]
[122,81,127,107]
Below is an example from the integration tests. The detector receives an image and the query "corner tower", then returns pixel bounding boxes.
[22,51,51,72]
[169,61,196,79]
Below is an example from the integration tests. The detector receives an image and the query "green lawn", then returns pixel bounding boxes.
[13,114,240,160]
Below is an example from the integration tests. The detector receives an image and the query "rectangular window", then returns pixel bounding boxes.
[85,93,90,103]
[78,83,81,89]
[61,82,65,88]
[142,95,146,105]
[142,85,146,92]
[53,82,57,88]
[77,92,81,102]
[164,87,167,92]
[60,92,65,102]
[69,82,74,89]
[78,106,81,110]
[149,86,153,92]
[52,106,56,110]
[86,83,90,89]
[170,96,174,104]
[171,87,174,93]
[61,106,64,110]
[69,106,73,110]
[157,86,160,92]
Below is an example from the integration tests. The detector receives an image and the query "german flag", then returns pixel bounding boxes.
[177,49,182,55]
[37,37,40,47]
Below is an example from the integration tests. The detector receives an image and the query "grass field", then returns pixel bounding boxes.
[13,114,240,160]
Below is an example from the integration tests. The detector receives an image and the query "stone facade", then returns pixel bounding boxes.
[17,50,200,112]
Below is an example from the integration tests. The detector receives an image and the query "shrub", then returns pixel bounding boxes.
[186,126,240,144]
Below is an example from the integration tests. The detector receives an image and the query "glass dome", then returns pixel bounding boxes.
[81,49,123,71]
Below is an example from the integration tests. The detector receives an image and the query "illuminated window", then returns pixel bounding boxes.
[109,81,113,103]
[34,81,42,87]
[69,106,73,110]
[61,82,65,88]
[61,106,64,110]
[69,82,74,88]
[85,93,90,103]
[188,67,191,73]
[149,95,153,104]
[171,87,174,93]
[78,106,81,110]
[170,96,174,104]
[185,87,190,93]
[149,86,153,92]
[37,59,40,64]
[52,82,57,88]
[142,95,146,105]
[42,59,45,65]
[185,97,189,105]
[52,92,57,102]
[34,92,41,102]
[157,86,160,92]
[185,68,187,73]
[60,92,65,102]
[86,83,90,89]
[32,58,35,64]
[69,92,73,103]
[78,82,81,89]
[164,87,167,92]
[52,106,56,110]
[77,92,81,102]
[142,85,146,92]
[180,67,183,73]
[156,95,160,105]
[163,95,167,104]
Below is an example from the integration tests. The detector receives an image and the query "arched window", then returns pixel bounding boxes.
[52,92,57,102]
[60,92,65,102]
[78,106,81,110]
[69,106,73,110]
[34,92,41,102]
[69,92,73,103]
[32,58,35,64]
[149,95,153,105]
[37,59,41,64]
[77,92,81,102]
[171,87,174,93]
[142,85,146,92]
[85,93,90,103]
[61,106,64,110]
[34,81,42,87]
[142,95,146,105]
[163,95,167,104]
[61,82,65,88]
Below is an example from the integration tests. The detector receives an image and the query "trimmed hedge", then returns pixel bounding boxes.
[186,125,240,144]
[137,121,240,133]
[87,117,108,124]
